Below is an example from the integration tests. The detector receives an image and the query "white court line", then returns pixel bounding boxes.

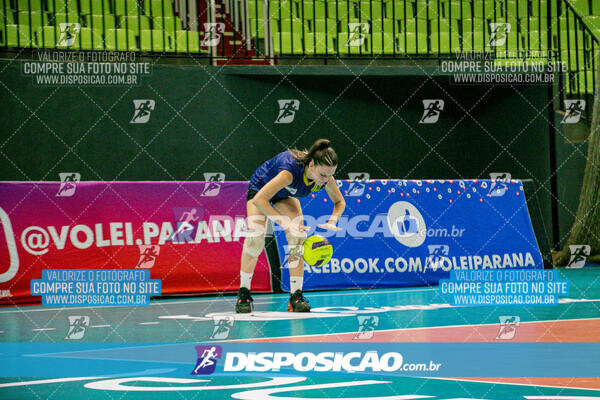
[89,325,111,328]
[218,317,600,342]
[25,317,600,356]
[139,322,160,325]
[0,288,437,314]
[0,377,101,388]
[0,376,597,393]
[526,397,600,399]
[31,328,56,332]
[423,377,600,393]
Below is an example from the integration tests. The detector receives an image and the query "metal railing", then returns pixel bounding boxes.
[251,0,597,61]
[553,0,597,120]
[1,0,598,99]
[0,0,213,54]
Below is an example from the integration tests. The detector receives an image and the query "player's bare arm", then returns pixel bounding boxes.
[318,177,345,231]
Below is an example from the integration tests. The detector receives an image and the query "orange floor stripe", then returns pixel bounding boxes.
[451,377,600,391]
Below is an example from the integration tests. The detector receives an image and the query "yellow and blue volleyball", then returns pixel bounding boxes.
[303,235,333,266]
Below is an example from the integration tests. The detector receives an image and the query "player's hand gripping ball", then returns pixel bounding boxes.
[303,235,333,266]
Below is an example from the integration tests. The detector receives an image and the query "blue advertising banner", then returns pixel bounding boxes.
[275,179,543,291]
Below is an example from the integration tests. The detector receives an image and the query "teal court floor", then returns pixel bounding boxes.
[0,268,599,399]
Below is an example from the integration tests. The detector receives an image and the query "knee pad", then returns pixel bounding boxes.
[243,233,265,258]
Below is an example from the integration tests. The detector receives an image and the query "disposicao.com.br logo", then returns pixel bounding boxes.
[221,351,442,373]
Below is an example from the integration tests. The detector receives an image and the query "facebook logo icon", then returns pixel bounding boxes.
[396,209,419,236]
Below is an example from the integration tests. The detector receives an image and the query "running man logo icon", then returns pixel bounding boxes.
[130,100,155,124]
[488,23,511,47]
[488,172,511,197]
[56,172,81,197]
[347,173,370,197]
[201,23,225,47]
[562,100,586,123]
[136,245,160,268]
[346,22,369,47]
[566,245,590,269]
[191,345,222,375]
[354,316,379,340]
[496,315,520,340]
[210,316,234,339]
[281,244,303,269]
[200,182,221,196]
[58,23,81,47]
[275,99,300,124]
[65,316,89,339]
[348,172,370,181]
[200,173,225,196]
[203,173,225,182]
[426,245,450,271]
[420,100,444,124]
[168,207,203,243]
[347,181,365,197]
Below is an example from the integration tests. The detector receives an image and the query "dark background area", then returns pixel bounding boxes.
[0,61,587,257]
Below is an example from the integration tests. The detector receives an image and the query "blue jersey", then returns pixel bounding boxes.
[249,151,324,200]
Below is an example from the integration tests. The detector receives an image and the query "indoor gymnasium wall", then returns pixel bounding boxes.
[1,60,554,248]
[554,128,588,249]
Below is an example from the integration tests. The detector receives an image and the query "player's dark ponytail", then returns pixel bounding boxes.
[289,139,338,167]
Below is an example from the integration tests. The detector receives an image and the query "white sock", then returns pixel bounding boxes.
[290,276,303,293]
[240,271,253,289]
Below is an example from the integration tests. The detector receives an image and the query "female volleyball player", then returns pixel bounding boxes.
[236,139,345,313]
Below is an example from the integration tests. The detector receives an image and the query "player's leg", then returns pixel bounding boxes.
[236,199,267,313]
[273,198,311,312]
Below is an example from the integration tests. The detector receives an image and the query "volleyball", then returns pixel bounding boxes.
[303,235,333,266]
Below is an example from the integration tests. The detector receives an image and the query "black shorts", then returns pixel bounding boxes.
[247,187,288,205]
